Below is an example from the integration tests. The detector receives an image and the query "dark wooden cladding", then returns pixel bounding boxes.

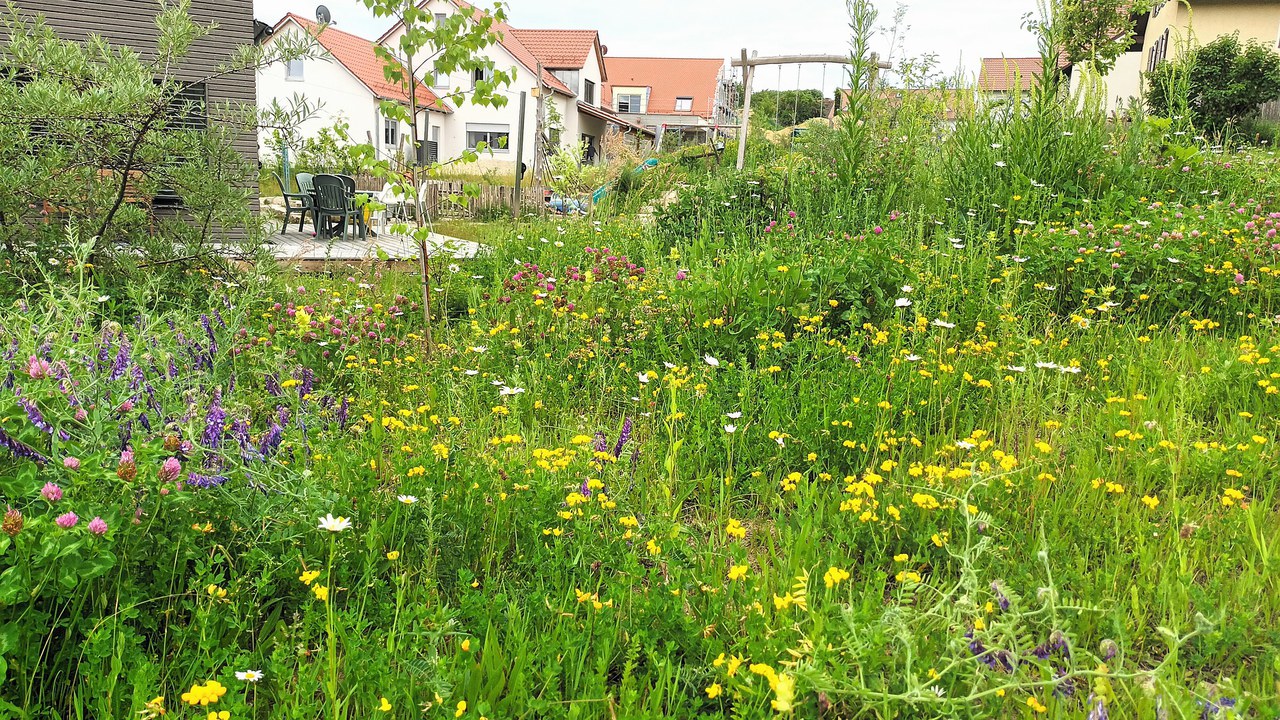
[2,0,260,238]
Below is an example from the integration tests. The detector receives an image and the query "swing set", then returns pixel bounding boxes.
[730,49,890,170]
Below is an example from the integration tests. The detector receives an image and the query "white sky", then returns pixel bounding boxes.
[254,0,1044,93]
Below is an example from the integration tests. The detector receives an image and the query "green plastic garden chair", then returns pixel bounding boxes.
[311,174,358,241]
[275,172,313,233]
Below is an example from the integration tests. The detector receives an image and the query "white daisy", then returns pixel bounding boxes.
[704,354,720,367]
[398,495,418,504]
[317,514,352,532]
[235,670,264,682]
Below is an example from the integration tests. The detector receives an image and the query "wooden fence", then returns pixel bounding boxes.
[351,175,548,217]
[1259,100,1280,123]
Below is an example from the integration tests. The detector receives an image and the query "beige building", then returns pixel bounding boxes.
[1070,0,1280,114]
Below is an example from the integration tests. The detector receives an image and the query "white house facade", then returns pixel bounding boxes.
[257,14,449,172]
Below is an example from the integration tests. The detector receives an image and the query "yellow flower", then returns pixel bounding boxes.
[461,639,472,652]
[1027,696,1048,713]
[727,565,748,581]
[455,700,467,718]
[206,712,230,720]
[1141,495,1159,510]
[823,566,850,589]
[893,553,910,563]
[386,551,400,560]
[705,683,722,699]
[313,585,329,602]
[646,538,662,556]
[379,697,392,712]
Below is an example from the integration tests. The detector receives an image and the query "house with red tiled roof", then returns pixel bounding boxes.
[257,13,450,167]
[602,56,735,140]
[377,0,651,172]
[977,57,1043,106]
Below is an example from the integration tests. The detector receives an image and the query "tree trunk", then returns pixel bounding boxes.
[405,48,433,355]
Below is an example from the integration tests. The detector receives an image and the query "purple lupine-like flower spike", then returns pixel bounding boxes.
[259,422,283,458]
[264,374,282,397]
[336,396,349,429]
[108,337,130,382]
[612,417,632,458]
[202,387,225,449]
[593,431,608,454]
[19,397,55,435]
[0,427,49,465]
[186,472,229,489]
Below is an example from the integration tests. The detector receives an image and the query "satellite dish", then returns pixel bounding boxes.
[600,44,608,56]
[316,5,332,23]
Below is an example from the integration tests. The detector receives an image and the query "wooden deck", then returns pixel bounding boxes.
[228,221,483,271]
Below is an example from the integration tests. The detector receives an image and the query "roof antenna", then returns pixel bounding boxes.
[316,5,332,24]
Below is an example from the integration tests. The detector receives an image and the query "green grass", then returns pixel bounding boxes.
[5,105,1280,719]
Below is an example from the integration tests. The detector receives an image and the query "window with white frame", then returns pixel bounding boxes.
[383,117,398,147]
[435,12,448,25]
[472,66,493,89]
[466,123,509,152]
[286,58,304,80]
[433,66,449,89]
[674,96,693,112]
[616,93,642,113]
[552,69,579,89]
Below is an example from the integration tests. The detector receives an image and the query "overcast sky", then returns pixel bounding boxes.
[254,0,1043,93]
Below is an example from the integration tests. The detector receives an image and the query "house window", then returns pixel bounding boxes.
[552,69,579,90]
[466,122,509,152]
[472,66,492,89]
[1147,27,1170,71]
[583,79,595,105]
[155,82,207,204]
[435,12,448,25]
[616,93,642,113]
[433,67,449,89]
[286,58,304,80]
[1151,1,1167,16]
[674,96,693,112]
[384,117,398,147]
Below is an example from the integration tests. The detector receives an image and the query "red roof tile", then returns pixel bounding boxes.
[508,29,600,72]
[603,57,725,118]
[276,14,448,112]
[377,1,575,97]
[978,57,1043,92]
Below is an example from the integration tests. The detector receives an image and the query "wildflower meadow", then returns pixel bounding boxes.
[3,4,1280,720]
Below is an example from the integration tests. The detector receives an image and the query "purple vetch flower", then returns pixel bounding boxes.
[593,431,608,455]
[612,417,632,459]
[87,516,108,535]
[55,512,79,529]
[295,367,314,398]
[580,478,592,499]
[259,422,284,458]
[186,472,229,489]
[264,374,282,397]
[991,581,1010,611]
[0,427,49,465]
[202,387,226,449]
[40,482,63,502]
[108,337,131,382]
[1087,697,1109,720]
[17,397,55,435]
[337,396,349,429]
